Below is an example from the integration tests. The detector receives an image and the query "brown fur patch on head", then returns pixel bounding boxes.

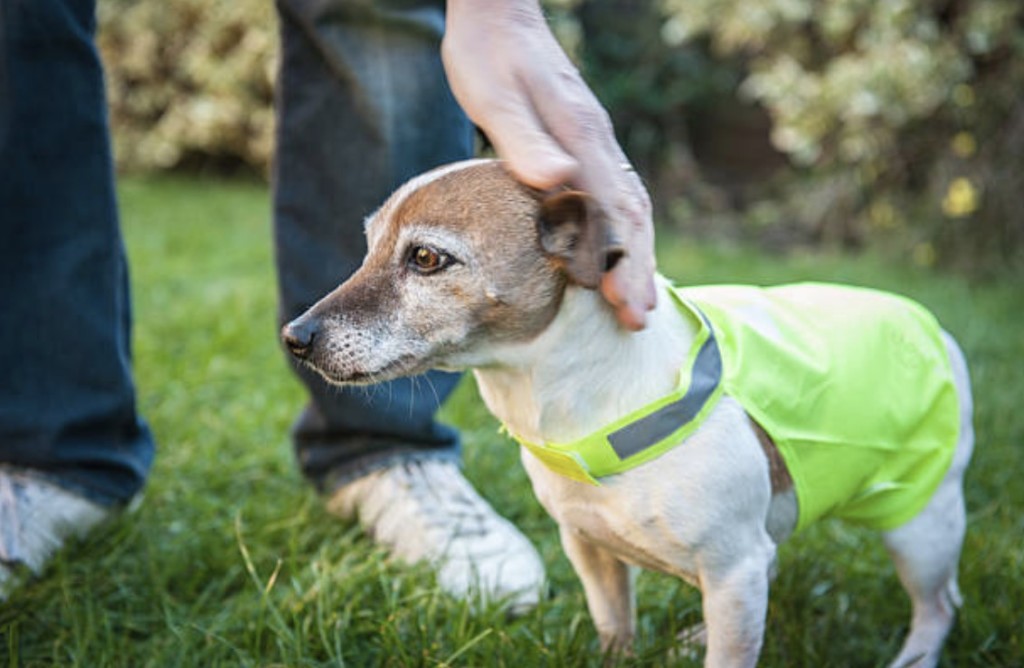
[373,161,571,344]
[295,159,613,384]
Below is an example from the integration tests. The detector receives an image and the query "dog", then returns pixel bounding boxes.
[282,159,973,667]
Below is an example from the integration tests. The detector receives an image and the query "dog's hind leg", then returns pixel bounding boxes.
[882,332,974,668]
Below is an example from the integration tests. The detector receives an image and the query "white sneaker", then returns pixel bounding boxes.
[0,469,111,600]
[327,459,545,614]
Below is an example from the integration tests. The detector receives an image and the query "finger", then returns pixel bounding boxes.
[600,272,642,331]
[601,246,657,326]
[496,127,578,190]
[603,257,658,305]
[492,35,659,327]
[597,174,657,327]
[531,87,621,192]
[472,97,579,190]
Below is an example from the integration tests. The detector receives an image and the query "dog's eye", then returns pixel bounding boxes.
[408,246,453,274]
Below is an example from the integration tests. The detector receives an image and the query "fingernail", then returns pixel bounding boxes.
[645,278,658,310]
[620,303,646,331]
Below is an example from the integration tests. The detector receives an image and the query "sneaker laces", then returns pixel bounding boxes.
[358,460,501,560]
[397,460,493,538]
[327,458,545,610]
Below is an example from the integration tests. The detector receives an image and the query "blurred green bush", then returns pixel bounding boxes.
[98,0,1023,267]
[98,0,277,175]
[602,0,1024,267]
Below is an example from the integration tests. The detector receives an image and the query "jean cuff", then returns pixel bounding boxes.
[0,465,131,509]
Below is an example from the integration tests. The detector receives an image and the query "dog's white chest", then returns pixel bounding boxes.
[520,445,704,583]
[512,397,784,588]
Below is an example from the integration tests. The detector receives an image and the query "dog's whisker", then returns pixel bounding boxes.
[422,374,442,412]
[408,376,420,420]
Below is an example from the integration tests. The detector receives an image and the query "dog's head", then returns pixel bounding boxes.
[282,159,623,385]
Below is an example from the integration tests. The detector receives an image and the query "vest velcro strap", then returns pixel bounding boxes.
[518,439,601,486]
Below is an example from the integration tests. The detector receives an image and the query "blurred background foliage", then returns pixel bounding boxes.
[97,0,1024,270]
[97,0,277,174]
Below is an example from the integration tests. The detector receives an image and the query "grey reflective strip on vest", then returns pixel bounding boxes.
[606,312,723,460]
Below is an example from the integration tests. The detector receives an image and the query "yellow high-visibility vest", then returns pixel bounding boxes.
[508,283,960,532]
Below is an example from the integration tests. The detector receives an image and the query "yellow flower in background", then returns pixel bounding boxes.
[951,132,977,158]
[869,200,897,230]
[913,242,937,267]
[942,177,979,218]
[952,84,975,108]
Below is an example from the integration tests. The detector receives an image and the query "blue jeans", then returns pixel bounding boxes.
[274,0,471,492]
[0,0,469,503]
[0,0,153,505]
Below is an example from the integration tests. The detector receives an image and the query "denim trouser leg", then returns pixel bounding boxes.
[273,0,474,492]
[0,0,154,505]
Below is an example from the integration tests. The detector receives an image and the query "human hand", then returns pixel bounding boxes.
[442,0,657,330]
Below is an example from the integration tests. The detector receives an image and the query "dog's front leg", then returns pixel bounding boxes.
[699,554,772,668]
[559,525,635,654]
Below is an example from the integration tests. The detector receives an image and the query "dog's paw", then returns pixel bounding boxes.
[599,631,635,666]
[668,622,707,664]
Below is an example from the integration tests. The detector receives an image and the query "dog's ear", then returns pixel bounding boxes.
[537,191,626,289]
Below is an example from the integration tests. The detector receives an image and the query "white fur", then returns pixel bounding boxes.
[295,164,972,667]
[365,159,491,249]
[474,280,972,667]
[475,280,782,662]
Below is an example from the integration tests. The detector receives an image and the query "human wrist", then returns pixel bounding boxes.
[446,0,545,30]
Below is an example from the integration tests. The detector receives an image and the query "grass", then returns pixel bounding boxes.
[1,175,1021,666]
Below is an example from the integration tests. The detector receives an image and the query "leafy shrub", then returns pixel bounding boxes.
[98,0,277,174]
[660,0,1024,266]
[97,0,1024,266]
[569,0,750,219]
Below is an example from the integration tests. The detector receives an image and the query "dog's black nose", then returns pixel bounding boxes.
[282,316,318,359]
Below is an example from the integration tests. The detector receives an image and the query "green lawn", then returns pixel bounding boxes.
[2,176,1021,666]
